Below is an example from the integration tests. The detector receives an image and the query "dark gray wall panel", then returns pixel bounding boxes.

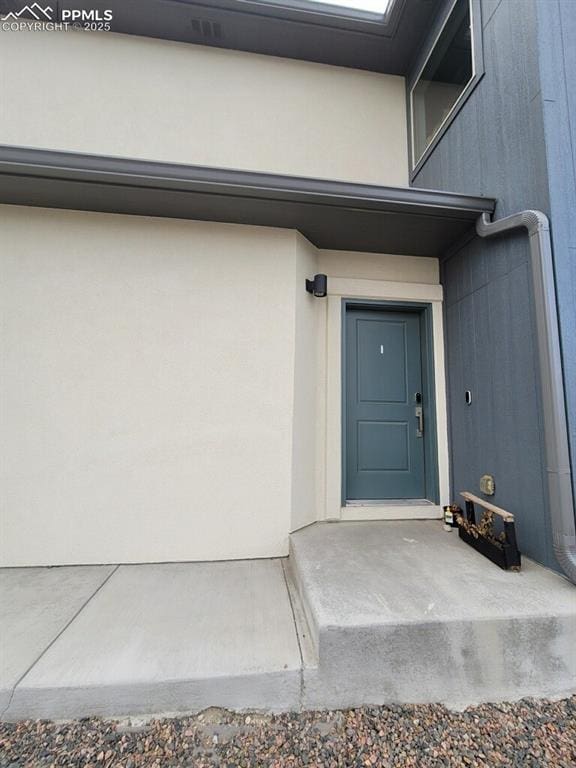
[411,0,560,568]
[413,0,549,208]
[536,0,576,508]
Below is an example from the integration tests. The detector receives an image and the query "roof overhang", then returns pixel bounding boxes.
[0,0,442,74]
[0,146,495,256]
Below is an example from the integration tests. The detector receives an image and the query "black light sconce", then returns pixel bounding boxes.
[305,274,328,298]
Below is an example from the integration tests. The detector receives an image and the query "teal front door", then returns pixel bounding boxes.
[345,307,425,500]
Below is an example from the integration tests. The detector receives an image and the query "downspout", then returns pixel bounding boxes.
[476,211,576,583]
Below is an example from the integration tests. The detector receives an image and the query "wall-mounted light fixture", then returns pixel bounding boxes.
[305,274,328,298]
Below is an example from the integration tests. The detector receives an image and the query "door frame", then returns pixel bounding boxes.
[321,276,449,522]
[341,299,439,505]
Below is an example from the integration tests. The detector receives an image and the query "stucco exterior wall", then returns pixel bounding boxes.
[0,206,442,566]
[290,235,321,533]
[0,206,298,566]
[0,29,408,186]
[318,250,439,283]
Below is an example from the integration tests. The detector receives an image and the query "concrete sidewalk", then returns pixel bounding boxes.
[1,522,575,721]
[1,559,302,720]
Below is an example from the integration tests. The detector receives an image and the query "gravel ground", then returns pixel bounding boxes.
[1,696,574,768]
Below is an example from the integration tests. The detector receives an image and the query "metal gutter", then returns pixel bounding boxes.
[0,146,493,218]
[476,211,576,584]
[0,146,495,257]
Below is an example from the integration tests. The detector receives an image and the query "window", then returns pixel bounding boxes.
[251,0,395,21]
[301,0,391,12]
[410,0,481,170]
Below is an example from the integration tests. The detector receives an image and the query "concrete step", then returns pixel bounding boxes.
[289,521,576,710]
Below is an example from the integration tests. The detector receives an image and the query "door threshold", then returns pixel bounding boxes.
[340,501,442,522]
[345,499,434,507]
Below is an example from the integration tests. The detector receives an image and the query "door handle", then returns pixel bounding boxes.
[415,406,424,437]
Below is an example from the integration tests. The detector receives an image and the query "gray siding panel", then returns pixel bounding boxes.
[414,0,548,208]
[537,0,576,512]
[412,0,561,568]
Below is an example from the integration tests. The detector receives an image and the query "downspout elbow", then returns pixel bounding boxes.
[476,210,550,238]
[475,211,576,584]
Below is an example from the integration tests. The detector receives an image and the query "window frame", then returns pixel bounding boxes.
[408,0,484,177]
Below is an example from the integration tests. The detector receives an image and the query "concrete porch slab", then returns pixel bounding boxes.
[0,565,115,713]
[289,521,576,709]
[3,559,301,720]
[2,522,575,721]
